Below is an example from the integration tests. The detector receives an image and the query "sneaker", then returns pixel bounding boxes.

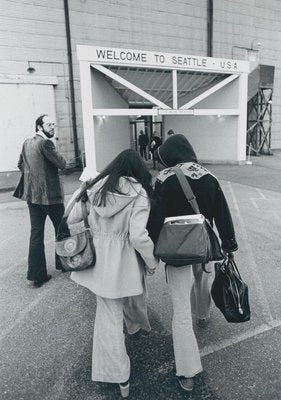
[119,381,130,398]
[128,328,150,338]
[33,274,52,288]
[178,376,194,392]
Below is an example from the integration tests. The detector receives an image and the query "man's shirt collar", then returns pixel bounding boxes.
[36,132,47,140]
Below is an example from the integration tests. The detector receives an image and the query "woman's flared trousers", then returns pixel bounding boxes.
[92,293,151,383]
[167,263,213,378]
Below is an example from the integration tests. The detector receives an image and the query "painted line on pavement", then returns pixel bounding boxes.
[256,188,266,199]
[0,236,53,278]
[227,181,273,323]
[0,194,73,278]
[249,187,268,210]
[272,211,281,223]
[0,201,27,210]
[201,319,281,357]
[250,198,259,210]
[0,282,55,344]
[0,194,73,211]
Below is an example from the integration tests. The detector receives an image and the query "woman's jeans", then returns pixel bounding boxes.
[166,263,213,378]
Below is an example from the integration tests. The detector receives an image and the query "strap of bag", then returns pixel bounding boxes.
[56,185,91,240]
[81,199,95,257]
[172,166,200,214]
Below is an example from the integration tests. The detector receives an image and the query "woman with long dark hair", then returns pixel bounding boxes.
[67,149,159,398]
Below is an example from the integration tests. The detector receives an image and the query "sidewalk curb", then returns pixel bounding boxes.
[0,195,73,211]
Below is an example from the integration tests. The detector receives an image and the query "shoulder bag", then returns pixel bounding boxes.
[154,166,224,266]
[55,191,96,272]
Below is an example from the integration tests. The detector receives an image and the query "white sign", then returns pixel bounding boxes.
[159,109,194,115]
[77,45,249,74]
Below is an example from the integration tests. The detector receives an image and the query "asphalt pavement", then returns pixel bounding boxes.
[1,152,281,400]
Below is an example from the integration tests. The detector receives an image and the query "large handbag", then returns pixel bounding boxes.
[154,166,224,266]
[55,193,96,272]
[211,256,250,323]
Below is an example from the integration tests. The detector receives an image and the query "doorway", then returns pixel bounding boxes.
[130,116,163,154]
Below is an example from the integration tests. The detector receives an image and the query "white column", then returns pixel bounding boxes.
[237,72,248,162]
[79,61,97,180]
[172,70,178,109]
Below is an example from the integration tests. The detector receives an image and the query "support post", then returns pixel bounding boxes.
[79,62,97,179]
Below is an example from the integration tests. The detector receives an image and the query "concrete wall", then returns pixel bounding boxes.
[213,0,281,149]
[1,0,281,178]
[164,77,241,162]
[91,69,130,171]
[165,115,238,163]
[0,0,207,172]
[0,81,56,172]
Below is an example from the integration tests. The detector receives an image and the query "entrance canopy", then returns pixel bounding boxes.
[77,45,250,175]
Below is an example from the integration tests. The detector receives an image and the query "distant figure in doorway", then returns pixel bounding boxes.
[150,132,162,169]
[167,129,175,136]
[13,114,67,287]
[138,130,148,160]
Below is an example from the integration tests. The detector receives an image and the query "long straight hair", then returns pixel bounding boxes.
[80,149,153,206]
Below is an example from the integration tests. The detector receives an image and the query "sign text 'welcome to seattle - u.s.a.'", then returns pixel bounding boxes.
[80,46,249,73]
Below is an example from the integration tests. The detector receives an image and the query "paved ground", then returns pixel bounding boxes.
[1,152,281,400]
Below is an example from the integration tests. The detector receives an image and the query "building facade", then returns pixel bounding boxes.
[1,0,280,181]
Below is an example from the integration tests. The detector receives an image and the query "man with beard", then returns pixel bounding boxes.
[14,114,67,287]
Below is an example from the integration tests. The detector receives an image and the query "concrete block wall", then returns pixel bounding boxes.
[0,0,207,170]
[0,0,79,166]
[213,0,281,149]
[1,0,281,173]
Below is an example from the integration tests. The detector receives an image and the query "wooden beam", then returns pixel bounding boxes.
[180,74,239,110]
[193,109,240,115]
[92,108,158,116]
[92,64,171,109]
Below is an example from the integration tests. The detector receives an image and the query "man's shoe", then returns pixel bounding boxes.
[56,265,67,273]
[33,274,52,288]
[178,376,194,392]
[119,381,130,398]
[196,318,209,328]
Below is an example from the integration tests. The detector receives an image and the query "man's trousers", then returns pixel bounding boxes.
[27,202,65,281]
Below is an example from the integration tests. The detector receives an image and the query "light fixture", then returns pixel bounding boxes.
[27,62,36,73]
[102,115,106,120]
[231,39,262,59]
[27,66,35,73]
[217,114,221,118]
[251,39,262,50]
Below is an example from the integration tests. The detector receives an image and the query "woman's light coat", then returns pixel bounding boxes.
[67,177,159,299]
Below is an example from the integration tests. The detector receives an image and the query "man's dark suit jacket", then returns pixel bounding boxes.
[13,135,66,205]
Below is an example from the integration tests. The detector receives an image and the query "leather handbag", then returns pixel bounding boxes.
[55,194,96,272]
[154,166,224,266]
[211,256,250,323]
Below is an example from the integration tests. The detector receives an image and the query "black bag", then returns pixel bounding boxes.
[154,166,224,266]
[13,173,24,199]
[211,256,250,323]
[55,193,96,272]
